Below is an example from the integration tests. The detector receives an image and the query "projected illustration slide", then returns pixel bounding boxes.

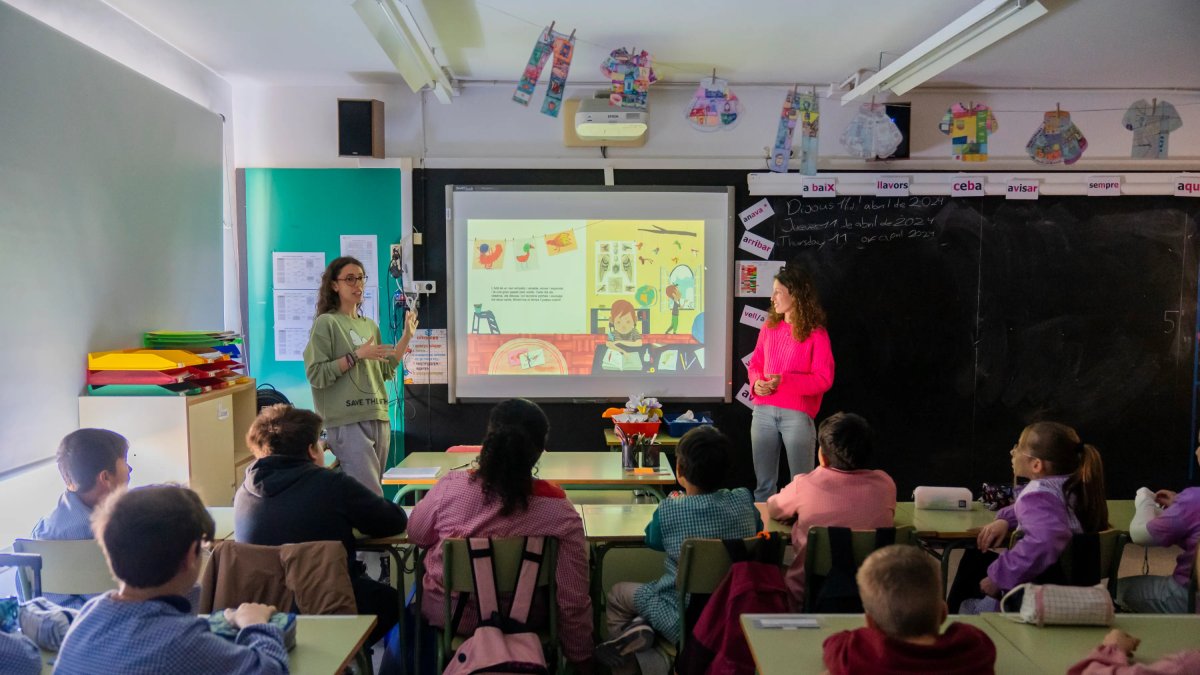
[466,219,705,376]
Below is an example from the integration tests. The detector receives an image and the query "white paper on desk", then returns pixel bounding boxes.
[753,616,820,629]
[382,466,441,479]
[272,252,325,289]
[340,235,379,283]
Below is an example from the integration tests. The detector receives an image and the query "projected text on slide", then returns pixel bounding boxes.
[465,218,705,377]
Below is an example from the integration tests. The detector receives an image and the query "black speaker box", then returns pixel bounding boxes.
[883,103,911,159]
[338,99,384,158]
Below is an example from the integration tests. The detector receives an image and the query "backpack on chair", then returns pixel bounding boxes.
[675,533,790,675]
[443,537,549,675]
[810,527,896,613]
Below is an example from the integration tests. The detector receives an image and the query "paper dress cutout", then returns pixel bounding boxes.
[1123,99,1182,159]
[939,103,998,161]
[1026,110,1087,165]
[600,48,656,109]
[686,78,741,131]
[841,102,904,159]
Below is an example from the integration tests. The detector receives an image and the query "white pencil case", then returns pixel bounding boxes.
[913,486,973,511]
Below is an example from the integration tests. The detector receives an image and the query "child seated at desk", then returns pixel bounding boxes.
[234,404,407,646]
[597,425,761,674]
[823,544,996,675]
[0,630,41,675]
[1068,629,1200,674]
[55,485,287,675]
[407,398,594,673]
[31,428,132,608]
[1117,442,1200,614]
[766,412,896,609]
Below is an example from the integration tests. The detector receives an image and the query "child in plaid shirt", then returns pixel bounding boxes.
[597,426,761,673]
[55,485,287,675]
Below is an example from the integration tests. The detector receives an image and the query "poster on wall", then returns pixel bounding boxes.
[271,254,324,361]
[735,260,785,297]
[405,328,448,384]
[272,252,324,289]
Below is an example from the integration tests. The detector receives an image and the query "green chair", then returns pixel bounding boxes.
[675,536,785,653]
[438,537,560,672]
[0,552,44,598]
[12,538,116,601]
[1011,529,1128,599]
[803,526,918,612]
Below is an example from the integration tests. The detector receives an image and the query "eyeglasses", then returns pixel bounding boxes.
[337,275,368,285]
[1010,445,1037,460]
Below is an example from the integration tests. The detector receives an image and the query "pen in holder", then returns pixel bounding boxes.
[621,433,661,470]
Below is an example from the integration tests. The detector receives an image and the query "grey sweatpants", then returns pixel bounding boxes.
[326,419,390,496]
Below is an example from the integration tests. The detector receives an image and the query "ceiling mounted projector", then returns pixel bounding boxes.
[574,95,648,141]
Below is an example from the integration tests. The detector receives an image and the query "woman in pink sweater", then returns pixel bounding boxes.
[747,265,835,500]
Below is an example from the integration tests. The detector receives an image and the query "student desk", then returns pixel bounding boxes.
[740,613,1040,674]
[38,614,376,675]
[980,614,1200,674]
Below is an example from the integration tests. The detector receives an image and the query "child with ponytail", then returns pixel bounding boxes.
[951,421,1109,613]
[407,399,594,672]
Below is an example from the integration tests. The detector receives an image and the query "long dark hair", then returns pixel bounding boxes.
[316,256,364,316]
[766,265,827,342]
[475,398,549,515]
[1020,421,1109,532]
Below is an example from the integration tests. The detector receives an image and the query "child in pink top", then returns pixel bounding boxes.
[748,266,835,500]
[767,412,896,608]
[1068,629,1200,674]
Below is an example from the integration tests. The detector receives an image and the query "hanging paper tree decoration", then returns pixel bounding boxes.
[939,103,998,161]
[512,24,576,118]
[841,102,904,160]
[685,77,742,131]
[600,48,656,109]
[768,87,800,173]
[1123,98,1182,159]
[1026,107,1087,165]
[795,92,819,175]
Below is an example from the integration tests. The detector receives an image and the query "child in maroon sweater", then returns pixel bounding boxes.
[823,545,996,675]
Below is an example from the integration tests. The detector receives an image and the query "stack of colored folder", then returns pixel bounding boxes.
[86,331,248,396]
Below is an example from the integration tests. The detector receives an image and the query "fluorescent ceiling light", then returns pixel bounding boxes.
[353,0,455,103]
[842,0,1047,104]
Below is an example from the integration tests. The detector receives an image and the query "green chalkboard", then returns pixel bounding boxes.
[243,168,407,467]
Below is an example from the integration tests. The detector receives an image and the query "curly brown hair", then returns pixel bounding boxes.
[316,256,365,316]
[766,265,827,342]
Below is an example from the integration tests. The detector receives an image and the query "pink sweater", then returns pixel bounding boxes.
[766,466,897,607]
[746,322,834,416]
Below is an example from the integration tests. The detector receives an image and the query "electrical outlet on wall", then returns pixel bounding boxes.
[414,280,436,294]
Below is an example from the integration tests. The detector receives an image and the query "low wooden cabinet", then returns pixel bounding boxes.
[78,379,257,505]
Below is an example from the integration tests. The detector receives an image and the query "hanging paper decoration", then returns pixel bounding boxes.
[513,25,576,117]
[938,103,998,161]
[600,48,656,109]
[1026,108,1087,165]
[795,92,819,175]
[768,87,800,173]
[1123,98,1182,159]
[840,102,904,160]
[685,77,742,131]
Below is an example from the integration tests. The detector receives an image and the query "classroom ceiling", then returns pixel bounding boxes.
[102,0,1200,91]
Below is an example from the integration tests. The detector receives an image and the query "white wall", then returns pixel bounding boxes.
[234,81,1200,170]
[0,0,235,549]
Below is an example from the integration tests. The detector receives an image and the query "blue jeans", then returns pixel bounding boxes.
[1116,574,1190,614]
[750,405,816,501]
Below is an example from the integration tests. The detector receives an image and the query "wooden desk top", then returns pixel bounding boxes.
[381,451,677,487]
[39,614,376,675]
[741,614,1041,675]
[980,614,1200,675]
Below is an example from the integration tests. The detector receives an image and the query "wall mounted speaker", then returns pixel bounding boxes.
[338,99,384,158]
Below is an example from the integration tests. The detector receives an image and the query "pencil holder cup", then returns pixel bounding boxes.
[621,441,639,470]
[641,443,660,469]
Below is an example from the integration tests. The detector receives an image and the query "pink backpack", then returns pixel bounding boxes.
[442,537,549,675]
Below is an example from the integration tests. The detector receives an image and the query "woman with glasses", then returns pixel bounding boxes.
[303,256,417,495]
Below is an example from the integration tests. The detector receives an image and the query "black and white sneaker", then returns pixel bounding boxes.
[594,619,656,667]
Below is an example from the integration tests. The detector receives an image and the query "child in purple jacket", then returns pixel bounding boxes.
[1117,441,1200,613]
[949,421,1109,613]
